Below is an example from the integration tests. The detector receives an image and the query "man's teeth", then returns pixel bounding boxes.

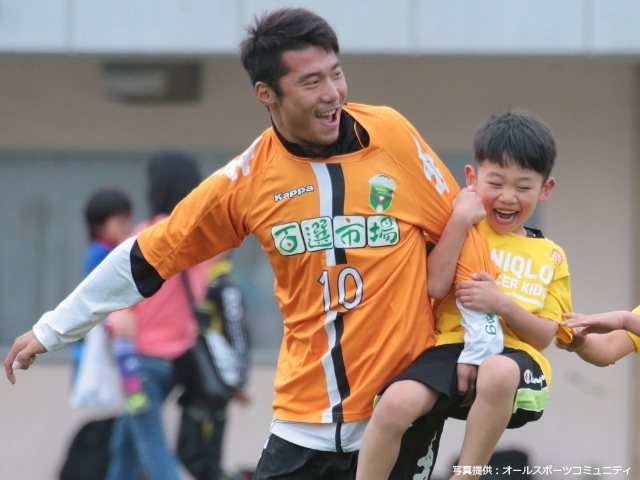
[318,110,336,118]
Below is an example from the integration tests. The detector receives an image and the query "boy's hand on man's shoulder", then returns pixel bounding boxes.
[451,186,485,229]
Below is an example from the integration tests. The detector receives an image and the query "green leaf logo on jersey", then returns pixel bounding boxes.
[369,175,396,213]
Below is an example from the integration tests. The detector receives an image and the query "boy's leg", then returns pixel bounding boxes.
[356,380,440,480]
[451,355,520,480]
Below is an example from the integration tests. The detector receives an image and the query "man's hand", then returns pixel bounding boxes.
[456,363,478,407]
[4,330,46,384]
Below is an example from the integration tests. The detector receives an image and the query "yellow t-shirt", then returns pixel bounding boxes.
[435,221,572,384]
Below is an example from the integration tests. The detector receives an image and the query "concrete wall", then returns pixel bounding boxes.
[0,55,639,479]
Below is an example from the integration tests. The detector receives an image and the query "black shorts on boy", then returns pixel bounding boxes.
[385,344,547,479]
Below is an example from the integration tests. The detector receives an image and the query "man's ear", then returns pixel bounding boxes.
[538,176,556,203]
[255,82,277,107]
[463,165,476,187]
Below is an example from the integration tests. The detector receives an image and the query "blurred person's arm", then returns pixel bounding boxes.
[555,327,637,366]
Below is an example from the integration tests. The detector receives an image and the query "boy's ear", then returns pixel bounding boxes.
[463,165,476,187]
[255,82,277,107]
[538,176,556,202]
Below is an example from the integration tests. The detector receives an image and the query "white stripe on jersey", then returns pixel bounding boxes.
[311,162,337,267]
[311,162,344,422]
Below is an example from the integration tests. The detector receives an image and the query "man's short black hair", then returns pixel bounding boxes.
[239,7,339,98]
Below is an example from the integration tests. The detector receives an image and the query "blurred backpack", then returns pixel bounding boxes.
[59,416,115,480]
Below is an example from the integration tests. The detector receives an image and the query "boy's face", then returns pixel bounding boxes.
[254,46,347,156]
[97,212,132,245]
[465,161,555,236]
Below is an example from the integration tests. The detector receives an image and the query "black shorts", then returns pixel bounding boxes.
[384,343,548,429]
[381,345,548,479]
[253,428,445,480]
[253,434,358,480]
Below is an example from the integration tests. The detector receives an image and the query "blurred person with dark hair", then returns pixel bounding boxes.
[176,248,251,480]
[105,152,210,480]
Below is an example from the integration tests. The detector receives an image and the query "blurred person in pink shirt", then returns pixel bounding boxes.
[106,152,210,480]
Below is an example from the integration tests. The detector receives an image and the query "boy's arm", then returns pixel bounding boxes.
[427,186,486,300]
[555,328,636,366]
[425,187,503,368]
[456,271,558,350]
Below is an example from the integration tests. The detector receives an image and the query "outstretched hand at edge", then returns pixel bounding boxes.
[4,330,46,384]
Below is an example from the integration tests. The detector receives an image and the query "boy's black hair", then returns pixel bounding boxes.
[239,7,339,98]
[84,188,132,241]
[473,109,556,181]
[146,151,202,216]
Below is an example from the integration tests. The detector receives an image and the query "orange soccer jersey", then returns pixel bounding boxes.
[137,103,497,423]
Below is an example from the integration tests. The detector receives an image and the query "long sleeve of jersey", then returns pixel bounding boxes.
[33,237,152,351]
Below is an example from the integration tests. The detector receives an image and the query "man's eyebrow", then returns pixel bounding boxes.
[297,60,342,83]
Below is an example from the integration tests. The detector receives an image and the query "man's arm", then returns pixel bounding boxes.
[4,237,164,383]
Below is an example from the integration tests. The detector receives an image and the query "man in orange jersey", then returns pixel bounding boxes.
[6,7,500,479]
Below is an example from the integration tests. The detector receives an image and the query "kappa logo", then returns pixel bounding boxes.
[274,185,314,202]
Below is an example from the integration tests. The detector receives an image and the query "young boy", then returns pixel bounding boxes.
[82,188,133,277]
[557,308,640,365]
[76,187,149,415]
[356,110,573,480]
[72,187,134,382]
